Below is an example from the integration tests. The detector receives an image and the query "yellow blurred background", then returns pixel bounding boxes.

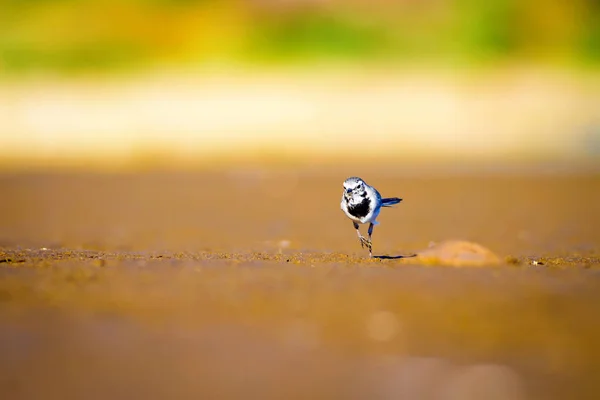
[1,0,599,171]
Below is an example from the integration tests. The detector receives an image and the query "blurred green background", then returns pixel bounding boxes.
[1,0,599,74]
[0,0,599,170]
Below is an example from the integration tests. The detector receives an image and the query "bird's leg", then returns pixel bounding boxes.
[367,222,374,257]
[354,222,371,253]
[353,222,367,249]
[353,222,362,247]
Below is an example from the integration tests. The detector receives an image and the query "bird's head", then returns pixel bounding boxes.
[343,177,367,201]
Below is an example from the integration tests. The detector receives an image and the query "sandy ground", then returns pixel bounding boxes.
[1,169,600,399]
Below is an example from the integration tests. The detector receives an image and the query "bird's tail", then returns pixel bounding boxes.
[382,197,402,207]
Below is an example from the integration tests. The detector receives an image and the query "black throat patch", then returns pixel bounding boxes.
[347,196,371,219]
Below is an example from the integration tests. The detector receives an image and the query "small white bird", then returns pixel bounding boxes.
[340,177,402,257]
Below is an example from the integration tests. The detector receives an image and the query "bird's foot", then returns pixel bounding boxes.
[359,236,372,254]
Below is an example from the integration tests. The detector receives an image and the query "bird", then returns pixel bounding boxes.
[340,176,402,257]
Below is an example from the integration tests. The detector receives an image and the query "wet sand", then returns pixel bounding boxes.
[1,170,599,399]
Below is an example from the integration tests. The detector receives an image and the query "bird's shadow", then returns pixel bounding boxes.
[373,253,417,260]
